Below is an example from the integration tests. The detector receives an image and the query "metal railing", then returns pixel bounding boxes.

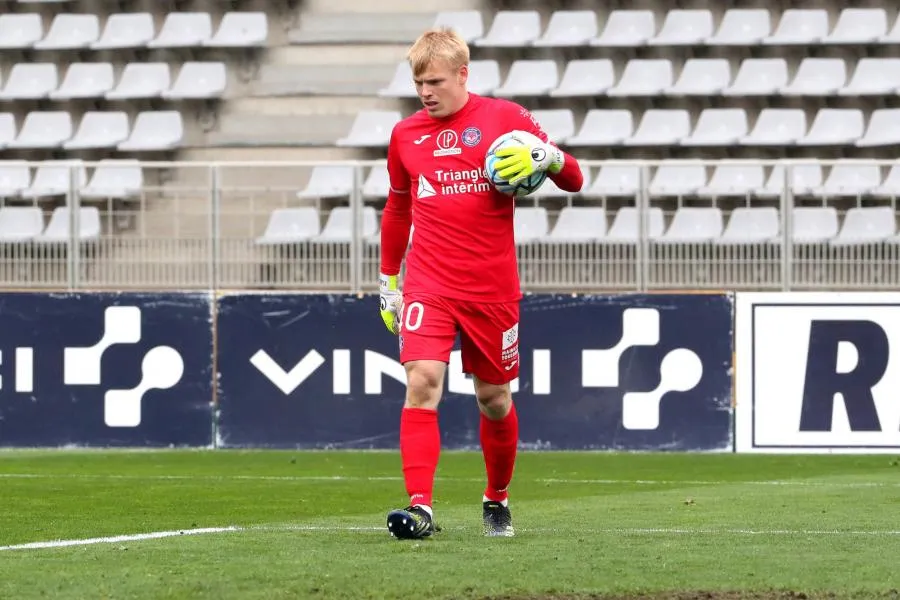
[1,158,898,292]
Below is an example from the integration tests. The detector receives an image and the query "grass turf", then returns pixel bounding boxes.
[0,451,898,600]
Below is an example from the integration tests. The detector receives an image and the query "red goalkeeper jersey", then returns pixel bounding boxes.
[381,93,553,303]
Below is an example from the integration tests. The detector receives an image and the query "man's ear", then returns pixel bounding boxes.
[458,64,469,86]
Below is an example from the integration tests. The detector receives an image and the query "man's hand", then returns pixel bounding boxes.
[493,131,564,186]
[379,273,402,335]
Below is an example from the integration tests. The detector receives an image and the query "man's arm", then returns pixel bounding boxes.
[509,105,584,193]
[380,130,413,277]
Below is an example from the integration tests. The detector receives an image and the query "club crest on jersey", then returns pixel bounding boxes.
[461,127,482,147]
[433,129,461,157]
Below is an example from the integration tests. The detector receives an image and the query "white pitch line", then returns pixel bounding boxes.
[0,526,240,551]
[0,472,896,488]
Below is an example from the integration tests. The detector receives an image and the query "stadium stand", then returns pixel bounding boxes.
[1,0,900,291]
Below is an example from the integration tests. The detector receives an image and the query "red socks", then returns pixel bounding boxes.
[399,407,440,508]
[480,403,519,504]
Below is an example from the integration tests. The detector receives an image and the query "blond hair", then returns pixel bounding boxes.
[407,27,470,77]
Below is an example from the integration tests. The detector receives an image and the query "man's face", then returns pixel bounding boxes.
[414,60,468,118]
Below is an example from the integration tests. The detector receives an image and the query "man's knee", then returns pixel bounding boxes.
[474,377,512,419]
[404,360,446,410]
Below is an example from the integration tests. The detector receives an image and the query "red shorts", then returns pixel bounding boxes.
[398,293,520,385]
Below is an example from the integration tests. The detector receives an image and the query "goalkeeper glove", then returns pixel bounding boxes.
[379,273,402,335]
[493,132,565,186]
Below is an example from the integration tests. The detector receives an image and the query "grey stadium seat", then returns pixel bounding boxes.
[655,207,723,243]
[33,14,99,49]
[530,109,575,144]
[550,59,614,97]
[474,11,541,47]
[624,109,690,146]
[811,162,881,196]
[665,59,731,96]
[433,11,483,43]
[63,111,129,150]
[0,161,30,197]
[581,164,640,198]
[295,166,354,199]
[378,62,417,98]
[50,63,114,100]
[705,9,771,45]
[92,13,155,49]
[779,58,846,96]
[648,164,708,197]
[739,109,806,146]
[648,9,713,45]
[256,208,321,245]
[20,160,87,199]
[335,111,400,148]
[205,12,268,47]
[796,109,864,146]
[792,208,839,243]
[162,62,227,99]
[34,207,101,244]
[513,207,549,245]
[755,164,823,198]
[723,59,788,96]
[681,109,748,146]
[117,111,183,151]
[566,110,633,146]
[839,58,900,95]
[591,11,655,47]
[697,164,765,198]
[0,14,43,49]
[763,9,828,44]
[493,60,558,97]
[148,12,212,48]
[605,207,665,242]
[80,159,143,199]
[0,206,44,242]
[533,10,598,47]
[312,207,378,243]
[544,207,607,242]
[870,165,900,197]
[607,59,673,96]
[831,207,896,245]
[0,63,58,100]
[716,208,779,244]
[823,8,887,44]
[7,111,71,149]
[466,61,501,96]
[105,63,170,100]
[856,109,900,147]
[363,165,390,200]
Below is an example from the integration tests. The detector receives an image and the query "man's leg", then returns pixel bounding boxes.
[474,376,519,508]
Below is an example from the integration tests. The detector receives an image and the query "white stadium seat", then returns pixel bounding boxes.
[697,164,766,197]
[723,59,788,96]
[533,10,598,47]
[858,109,900,147]
[50,63,114,100]
[20,160,87,199]
[296,166,354,199]
[105,63,171,100]
[312,206,378,243]
[566,110,633,146]
[823,8,887,44]
[0,161,30,197]
[63,112,129,150]
[205,12,268,47]
[605,207,665,241]
[756,164,823,198]
[34,207,101,244]
[763,9,828,45]
[0,14,43,49]
[7,111,71,149]
[607,59,673,96]
[740,109,807,146]
[545,207,607,242]
[256,208,321,245]
[831,207,896,245]
[0,113,16,149]
[80,160,143,199]
[779,58,846,96]
[513,207,549,244]
[33,14,99,49]
[466,61,501,96]
[493,60,558,97]
[648,164,707,197]
[590,10,655,47]
[706,9,771,45]
[335,111,400,148]
[681,109,748,146]
[811,163,881,196]
[717,208,780,244]
[796,109,864,146]
[378,62,416,98]
[92,13,154,49]
[665,59,731,96]
[434,11,484,43]
[117,111,183,151]
[839,59,900,95]
[0,63,58,100]
[474,11,541,47]
[870,165,900,198]
[550,59,614,97]
[879,14,900,43]
[792,207,839,243]
[530,109,575,144]
[581,164,640,198]
[624,109,690,146]
[147,12,212,48]
[162,62,227,99]
[656,207,723,243]
[362,165,390,200]
[648,9,713,45]
[0,207,44,242]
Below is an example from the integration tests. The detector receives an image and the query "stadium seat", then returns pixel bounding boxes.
[255,208,321,245]
[756,164,823,198]
[362,166,390,200]
[33,14,99,49]
[513,207,548,244]
[526,110,573,144]
[0,63,58,100]
[0,14,43,49]
[604,207,664,241]
[550,59,614,97]
[792,207,839,242]
[607,59,673,96]
[533,10,598,47]
[796,109,864,146]
[0,206,44,242]
[822,8,887,44]
[647,9,713,45]
[34,206,101,244]
[544,207,607,242]
[590,10,655,47]
[779,58,846,96]
[295,166,354,199]
[870,165,900,197]
[0,161,30,197]
[763,9,828,44]
[20,160,87,199]
[665,59,731,96]
[0,113,16,149]
[80,159,143,199]
[335,111,400,148]
[63,112,129,150]
[681,109,748,146]
[716,207,779,244]
[148,12,212,48]
[204,12,268,47]
[464,60,501,96]
[105,63,170,100]
[493,60,558,97]
[840,58,900,95]
[7,111,71,149]
[92,13,155,49]
[116,111,183,151]
[624,109,690,146]
[705,9,771,45]
[566,110,633,146]
[433,11,483,43]
[581,164,640,198]
[378,62,417,98]
[50,63,114,100]
[697,164,766,197]
[656,207,723,242]
[811,162,881,196]
[162,62,227,99]
[648,164,707,196]
[723,59,788,96]
[739,109,806,145]
[312,206,378,243]
[879,14,900,42]
[474,11,541,47]
[831,207,896,245]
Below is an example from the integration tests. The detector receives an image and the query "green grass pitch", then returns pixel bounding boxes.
[1,450,898,600]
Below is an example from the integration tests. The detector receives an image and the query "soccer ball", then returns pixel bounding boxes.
[484,130,548,197]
